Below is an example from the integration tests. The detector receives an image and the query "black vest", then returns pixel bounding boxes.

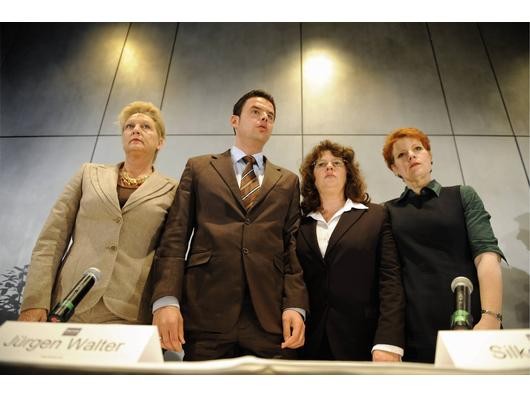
[387,185,481,363]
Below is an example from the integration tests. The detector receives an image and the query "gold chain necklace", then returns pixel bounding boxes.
[119,169,150,188]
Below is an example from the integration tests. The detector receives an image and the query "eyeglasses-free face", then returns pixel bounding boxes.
[390,137,433,185]
[231,97,275,152]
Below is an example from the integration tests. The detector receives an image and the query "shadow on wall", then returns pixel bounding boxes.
[0,265,27,325]
[502,265,530,328]
[515,212,529,251]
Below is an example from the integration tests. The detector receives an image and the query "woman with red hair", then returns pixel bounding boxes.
[382,127,505,363]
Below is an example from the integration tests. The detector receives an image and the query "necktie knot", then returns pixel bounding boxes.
[243,155,256,166]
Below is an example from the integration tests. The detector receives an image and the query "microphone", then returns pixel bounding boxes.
[450,276,474,330]
[47,267,101,323]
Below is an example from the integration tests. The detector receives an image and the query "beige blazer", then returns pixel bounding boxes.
[21,163,177,323]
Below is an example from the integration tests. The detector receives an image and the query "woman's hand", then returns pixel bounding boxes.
[474,314,501,330]
[18,308,47,322]
[372,350,401,362]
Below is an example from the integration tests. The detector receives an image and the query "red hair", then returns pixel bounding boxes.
[382,127,431,169]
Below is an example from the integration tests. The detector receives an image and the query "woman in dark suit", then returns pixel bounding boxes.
[296,140,405,361]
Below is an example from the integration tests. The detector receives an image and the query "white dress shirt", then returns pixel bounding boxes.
[307,199,404,358]
[230,145,265,186]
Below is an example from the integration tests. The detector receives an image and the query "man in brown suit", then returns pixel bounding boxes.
[151,89,309,360]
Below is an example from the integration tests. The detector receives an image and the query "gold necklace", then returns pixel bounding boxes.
[119,169,150,187]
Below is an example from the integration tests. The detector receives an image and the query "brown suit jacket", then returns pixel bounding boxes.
[151,150,309,334]
[21,163,177,323]
[296,203,405,360]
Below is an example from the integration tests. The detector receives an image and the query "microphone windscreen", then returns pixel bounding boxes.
[84,267,101,282]
[450,276,473,293]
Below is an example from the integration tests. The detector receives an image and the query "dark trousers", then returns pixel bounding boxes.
[403,345,435,363]
[183,299,298,361]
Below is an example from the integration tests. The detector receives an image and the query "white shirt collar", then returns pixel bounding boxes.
[230,146,264,169]
[307,198,368,223]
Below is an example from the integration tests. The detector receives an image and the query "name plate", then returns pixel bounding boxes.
[435,329,530,370]
[0,321,163,365]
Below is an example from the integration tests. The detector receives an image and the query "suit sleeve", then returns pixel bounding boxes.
[20,163,86,312]
[151,159,196,302]
[373,205,405,348]
[281,176,310,312]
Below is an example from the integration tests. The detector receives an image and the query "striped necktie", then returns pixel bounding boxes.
[240,155,260,210]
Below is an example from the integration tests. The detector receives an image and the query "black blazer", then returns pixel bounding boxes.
[296,203,405,360]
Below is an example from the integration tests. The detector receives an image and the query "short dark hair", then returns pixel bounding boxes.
[300,140,370,215]
[232,89,276,118]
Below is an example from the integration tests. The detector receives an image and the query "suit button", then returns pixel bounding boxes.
[244,218,251,225]
[114,218,121,224]
[242,248,249,255]
[108,245,117,251]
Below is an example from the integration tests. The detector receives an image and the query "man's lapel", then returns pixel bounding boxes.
[210,150,247,211]
[250,157,281,210]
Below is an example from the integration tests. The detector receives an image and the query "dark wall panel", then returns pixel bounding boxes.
[480,23,529,136]
[1,23,22,65]
[1,23,129,136]
[429,23,512,135]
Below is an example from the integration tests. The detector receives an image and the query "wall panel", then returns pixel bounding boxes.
[0,137,96,275]
[516,136,529,178]
[163,23,302,135]
[1,23,129,136]
[302,23,451,134]
[480,23,529,136]
[100,23,177,135]
[429,23,511,135]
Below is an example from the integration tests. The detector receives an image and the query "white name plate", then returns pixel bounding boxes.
[435,329,530,370]
[0,321,163,365]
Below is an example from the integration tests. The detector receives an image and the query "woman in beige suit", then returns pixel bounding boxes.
[18,101,177,324]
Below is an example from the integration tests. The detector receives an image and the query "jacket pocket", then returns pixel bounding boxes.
[186,250,211,268]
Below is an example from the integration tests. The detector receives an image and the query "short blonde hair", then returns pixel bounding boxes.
[118,101,166,139]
